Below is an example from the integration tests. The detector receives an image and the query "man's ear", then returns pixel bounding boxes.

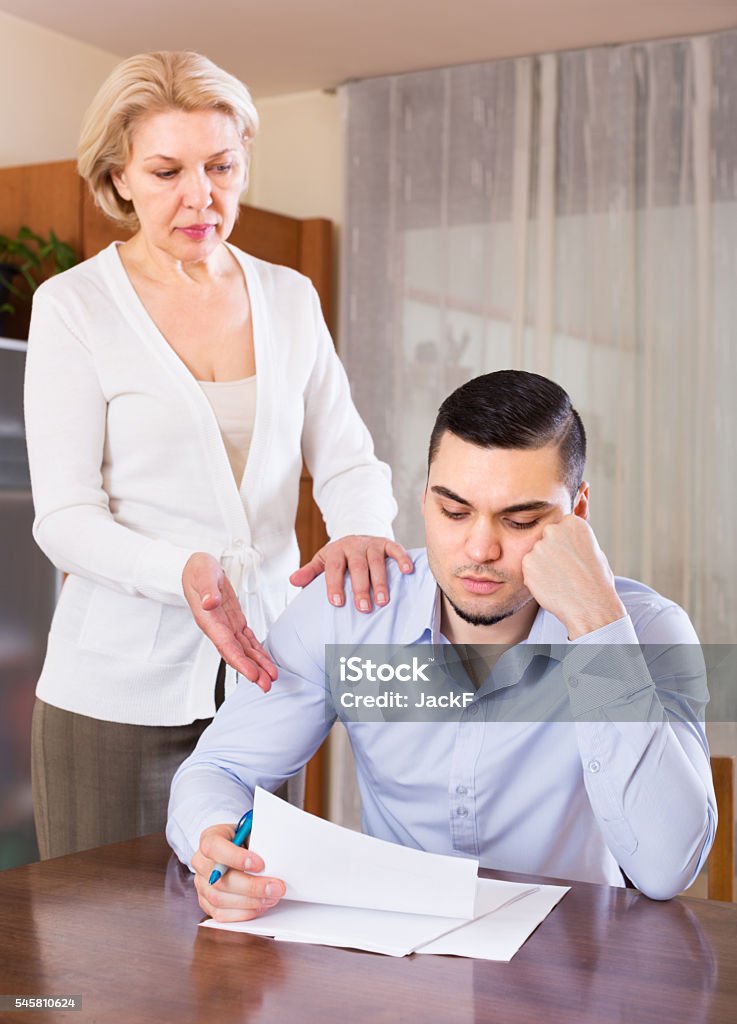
[573,482,590,521]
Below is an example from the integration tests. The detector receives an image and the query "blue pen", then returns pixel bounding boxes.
[208,809,253,885]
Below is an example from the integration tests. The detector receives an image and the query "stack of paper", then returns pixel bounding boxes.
[200,789,568,960]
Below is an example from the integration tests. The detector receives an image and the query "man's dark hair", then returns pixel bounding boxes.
[427,370,586,499]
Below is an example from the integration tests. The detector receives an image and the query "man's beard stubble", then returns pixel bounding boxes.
[439,584,535,628]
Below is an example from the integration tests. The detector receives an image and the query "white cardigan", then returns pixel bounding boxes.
[24,242,396,725]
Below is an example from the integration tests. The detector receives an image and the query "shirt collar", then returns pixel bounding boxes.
[401,550,443,645]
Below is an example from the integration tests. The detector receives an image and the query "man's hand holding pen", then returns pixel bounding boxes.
[193,822,286,923]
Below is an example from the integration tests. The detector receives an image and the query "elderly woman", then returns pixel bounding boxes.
[24,51,407,860]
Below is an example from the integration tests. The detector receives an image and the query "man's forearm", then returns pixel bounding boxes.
[562,617,715,899]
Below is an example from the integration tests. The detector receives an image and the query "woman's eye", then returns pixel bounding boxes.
[507,519,540,530]
[154,170,177,179]
[210,164,233,174]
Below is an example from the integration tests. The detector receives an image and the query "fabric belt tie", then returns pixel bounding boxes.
[220,542,267,638]
[221,541,263,593]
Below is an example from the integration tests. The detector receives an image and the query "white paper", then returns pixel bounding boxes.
[415,883,570,960]
[202,900,468,956]
[200,790,569,960]
[248,787,479,919]
[201,877,540,957]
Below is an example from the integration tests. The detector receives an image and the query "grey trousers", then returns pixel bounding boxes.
[31,698,213,860]
[31,661,304,861]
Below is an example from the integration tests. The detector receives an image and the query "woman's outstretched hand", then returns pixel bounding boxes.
[289,535,414,612]
[182,553,277,692]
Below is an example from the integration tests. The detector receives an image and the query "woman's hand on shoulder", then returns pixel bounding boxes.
[182,553,277,691]
[289,536,414,612]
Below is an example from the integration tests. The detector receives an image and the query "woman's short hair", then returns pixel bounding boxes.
[77,50,259,230]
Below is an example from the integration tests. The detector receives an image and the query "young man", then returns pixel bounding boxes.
[167,371,715,919]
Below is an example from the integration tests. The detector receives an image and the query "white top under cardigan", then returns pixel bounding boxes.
[198,376,257,485]
[24,242,397,726]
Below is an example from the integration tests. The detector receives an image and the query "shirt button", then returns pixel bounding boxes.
[456,806,469,817]
[569,675,580,688]
[588,759,601,774]
[456,785,468,796]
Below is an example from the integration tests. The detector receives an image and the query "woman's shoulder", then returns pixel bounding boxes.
[34,242,119,306]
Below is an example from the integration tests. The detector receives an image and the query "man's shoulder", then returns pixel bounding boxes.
[271,548,433,645]
[613,575,676,613]
[613,576,698,642]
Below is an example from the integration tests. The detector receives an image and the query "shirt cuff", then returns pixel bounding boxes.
[329,520,396,542]
[170,802,248,871]
[561,614,656,719]
[133,540,198,605]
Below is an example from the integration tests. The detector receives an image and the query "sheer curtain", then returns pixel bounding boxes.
[331,31,737,829]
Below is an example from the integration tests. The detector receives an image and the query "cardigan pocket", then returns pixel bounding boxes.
[78,585,162,662]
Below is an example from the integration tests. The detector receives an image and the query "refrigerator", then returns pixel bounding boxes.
[0,337,59,868]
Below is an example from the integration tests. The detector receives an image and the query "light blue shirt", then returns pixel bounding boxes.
[167,551,716,899]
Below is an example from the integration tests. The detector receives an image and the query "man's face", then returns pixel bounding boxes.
[422,432,587,634]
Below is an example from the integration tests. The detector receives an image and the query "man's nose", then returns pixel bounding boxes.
[464,518,502,564]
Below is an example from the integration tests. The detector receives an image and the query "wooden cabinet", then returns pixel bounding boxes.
[0,159,331,815]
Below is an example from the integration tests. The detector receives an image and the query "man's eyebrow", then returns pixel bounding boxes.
[142,149,235,162]
[430,488,555,515]
[498,500,554,514]
[430,486,472,506]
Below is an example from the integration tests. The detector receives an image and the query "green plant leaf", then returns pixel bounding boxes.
[14,243,40,266]
[19,266,37,292]
[0,226,79,301]
[0,274,24,298]
[18,225,46,247]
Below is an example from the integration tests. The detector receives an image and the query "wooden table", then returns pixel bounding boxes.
[0,833,735,1024]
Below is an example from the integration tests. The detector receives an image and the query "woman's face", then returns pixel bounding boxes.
[112,107,247,262]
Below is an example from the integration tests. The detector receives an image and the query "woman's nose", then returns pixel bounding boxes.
[181,171,213,210]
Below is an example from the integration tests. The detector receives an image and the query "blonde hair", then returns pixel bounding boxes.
[77,51,259,230]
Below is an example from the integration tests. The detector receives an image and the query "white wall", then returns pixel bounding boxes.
[0,11,120,168]
[0,13,344,220]
[247,89,345,335]
[248,89,343,226]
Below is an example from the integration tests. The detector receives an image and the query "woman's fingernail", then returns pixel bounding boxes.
[243,856,254,870]
[262,898,278,907]
[265,883,281,897]
[331,594,343,606]
[359,599,369,612]
[376,592,387,604]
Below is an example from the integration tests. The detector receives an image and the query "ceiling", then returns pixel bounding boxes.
[2,0,737,97]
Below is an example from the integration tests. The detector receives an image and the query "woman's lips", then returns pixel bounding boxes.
[459,577,504,595]
[178,224,216,240]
